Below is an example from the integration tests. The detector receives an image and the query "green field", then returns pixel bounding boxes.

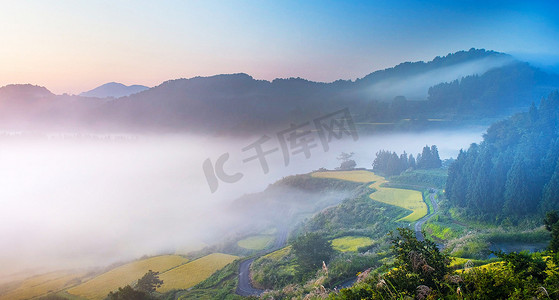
[237,235,274,250]
[331,236,374,252]
[158,253,238,292]
[67,255,189,299]
[312,170,427,222]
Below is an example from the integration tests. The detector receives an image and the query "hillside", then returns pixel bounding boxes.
[446,90,559,220]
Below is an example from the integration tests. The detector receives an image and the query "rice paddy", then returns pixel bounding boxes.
[331,236,374,252]
[312,170,427,222]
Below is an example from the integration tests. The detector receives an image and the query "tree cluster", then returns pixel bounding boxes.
[336,152,357,171]
[372,145,441,176]
[291,232,334,280]
[446,91,559,220]
[416,145,442,169]
[372,150,413,176]
[106,270,162,300]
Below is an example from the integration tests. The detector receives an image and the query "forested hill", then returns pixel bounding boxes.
[446,91,559,221]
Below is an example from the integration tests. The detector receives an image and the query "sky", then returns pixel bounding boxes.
[0,0,558,94]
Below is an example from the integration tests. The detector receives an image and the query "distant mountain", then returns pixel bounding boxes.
[80,82,149,98]
[0,49,557,134]
[0,84,53,99]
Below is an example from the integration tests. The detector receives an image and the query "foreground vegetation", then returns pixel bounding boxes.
[333,227,559,299]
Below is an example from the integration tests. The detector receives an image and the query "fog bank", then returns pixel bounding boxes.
[0,129,483,278]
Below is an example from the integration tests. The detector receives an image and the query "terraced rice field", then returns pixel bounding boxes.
[158,253,238,292]
[331,236,374,252]
[7,253,238,300]
[311,170,384,183]
[312,170,427,222]
[67,255,189,299]
[369,187,426,222]
[0,271,89,300]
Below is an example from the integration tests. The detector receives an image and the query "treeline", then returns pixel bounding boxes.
[372,145,442,176]
[446,91,559,220]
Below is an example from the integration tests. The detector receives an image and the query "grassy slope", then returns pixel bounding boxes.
[158,253,238,292]
[312,170,427,222]
[251,246,297,290]
[67,255,188,300]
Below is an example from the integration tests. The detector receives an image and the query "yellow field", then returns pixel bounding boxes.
[312,170,427,222]
[158,253,238,292]
[456,261,505,273]
[369,187,426,222]
[0,271,88,300]
[311,170,383,183]
[67,255,189,300]
[331,236,374,252]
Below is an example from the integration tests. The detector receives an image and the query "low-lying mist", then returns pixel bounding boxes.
[0,129,483,280]
[365,55,514,100]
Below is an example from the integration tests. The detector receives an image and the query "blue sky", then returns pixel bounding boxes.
[1,0,558,94]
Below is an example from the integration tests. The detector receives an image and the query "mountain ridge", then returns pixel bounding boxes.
[0,49,557,135]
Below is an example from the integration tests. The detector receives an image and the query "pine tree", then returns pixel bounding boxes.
[400,151,409,173]
[409,154,416,169]
[541,158,559,213]
[417,145,432,169]
[504,159,530,216]
[430,145,442,168]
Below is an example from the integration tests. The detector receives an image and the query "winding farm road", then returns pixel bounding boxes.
[236,225,289,297]
[415,190,438,241]
[237,258,263,296]
[236,185,438,296]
